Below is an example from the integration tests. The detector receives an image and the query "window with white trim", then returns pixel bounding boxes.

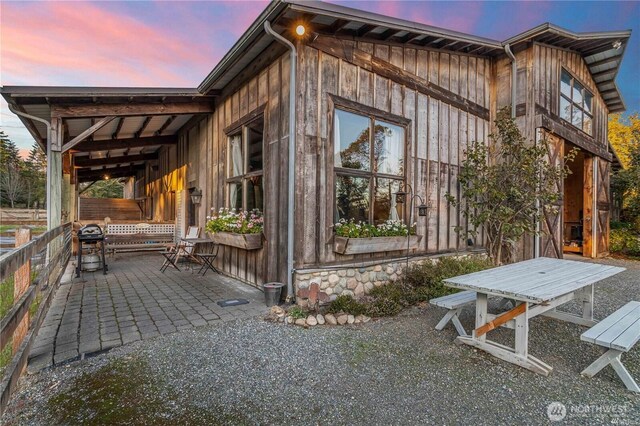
[560,69,593,135]
[227,116,263,212]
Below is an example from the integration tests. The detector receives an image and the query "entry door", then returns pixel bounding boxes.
[540,132,564,258]
[583,156,610,258]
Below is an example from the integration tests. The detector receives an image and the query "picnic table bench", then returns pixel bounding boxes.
[581,301,640,392]
[442,257,625,376]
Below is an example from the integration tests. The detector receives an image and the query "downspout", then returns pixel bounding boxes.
[264,20,296,301]
[8,104,53,230]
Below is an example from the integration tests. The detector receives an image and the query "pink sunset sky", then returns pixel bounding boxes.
[1,0,638,153]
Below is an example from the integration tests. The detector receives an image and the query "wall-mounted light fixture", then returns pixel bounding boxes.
[103,174,110,180]
[296,24,306,36]
[190,189,202,205]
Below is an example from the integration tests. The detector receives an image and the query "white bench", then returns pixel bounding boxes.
[581,301,640,392]
[430,291,477,336]
[105,223,175,255]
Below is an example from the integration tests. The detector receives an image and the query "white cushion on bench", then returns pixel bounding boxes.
[581,301,640,352]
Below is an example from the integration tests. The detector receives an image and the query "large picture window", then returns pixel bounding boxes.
[334,108,405,225]
[227,116,263,212]
[560,69,593,135]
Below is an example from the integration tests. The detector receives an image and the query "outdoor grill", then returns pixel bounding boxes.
[76,224,108,277]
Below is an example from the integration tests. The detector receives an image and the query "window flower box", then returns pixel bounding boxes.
[334,235,422,255]
[210,231,263,250]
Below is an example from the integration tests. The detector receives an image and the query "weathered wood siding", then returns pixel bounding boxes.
[147,53,292,287]
[531,43,609,147]
[295,39,490,268]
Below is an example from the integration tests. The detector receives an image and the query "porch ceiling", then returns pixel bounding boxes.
[1,87,215,183]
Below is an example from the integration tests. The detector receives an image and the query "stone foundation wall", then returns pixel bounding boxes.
[294,260,405,308]
[294,251,486,307]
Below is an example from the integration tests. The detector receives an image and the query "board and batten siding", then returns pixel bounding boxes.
[531,43,609,148]
[295,39,490,268]
[166,53,292,287]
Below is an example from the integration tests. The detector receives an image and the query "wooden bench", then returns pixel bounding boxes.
[581,301,640,392]
[105,223,175,255]
[430,291,477,336]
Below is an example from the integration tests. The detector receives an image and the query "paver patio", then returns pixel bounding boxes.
[28,252,268,371]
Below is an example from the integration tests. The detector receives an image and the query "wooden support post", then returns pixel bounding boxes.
[49,117,63,230]
[473,293,488,342]
[514,302,529,357]
[12,228,31,355]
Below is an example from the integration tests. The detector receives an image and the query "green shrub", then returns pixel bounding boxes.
[326,295,368,316]
[288,306,308,319]
[610,228,640,256]
[325,256,492,318]
[403,255,493,299]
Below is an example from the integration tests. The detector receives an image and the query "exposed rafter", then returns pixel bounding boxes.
[73,135,177,151]
[51,101,214,118]
[74,152,158,168]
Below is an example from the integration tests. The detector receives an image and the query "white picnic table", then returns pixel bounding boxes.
[444,257,626,376]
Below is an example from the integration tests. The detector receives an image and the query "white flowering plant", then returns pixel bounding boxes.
[334,219,415,238]
[205,208,263,235]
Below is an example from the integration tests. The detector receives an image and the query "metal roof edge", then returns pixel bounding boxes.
[1,86,203,97]
[286,0,502,48]
[502,23,632,46]
[197,0,288,94]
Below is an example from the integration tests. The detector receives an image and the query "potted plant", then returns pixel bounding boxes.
[333,219,422,255]
[205,208,263,250]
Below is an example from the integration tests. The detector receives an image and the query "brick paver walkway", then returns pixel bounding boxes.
[28,253,267,371]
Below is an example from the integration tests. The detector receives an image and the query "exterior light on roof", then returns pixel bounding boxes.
[612,40,622,50]
[296,24,306,37]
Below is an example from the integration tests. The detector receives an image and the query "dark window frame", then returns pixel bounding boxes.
[332,101,409,226]
[225,114,264,212]
[559,68,594,136]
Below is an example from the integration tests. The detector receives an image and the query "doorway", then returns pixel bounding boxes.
[563,144,585,255]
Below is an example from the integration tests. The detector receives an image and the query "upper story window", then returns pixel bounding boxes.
[333,108,405,225]
[560,69,593,135]
[227,116,264,212]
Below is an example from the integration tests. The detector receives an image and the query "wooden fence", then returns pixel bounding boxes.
[0,209,46,224]
[0,223,72,415]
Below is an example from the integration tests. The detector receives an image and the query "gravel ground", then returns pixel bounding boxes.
[2,257,639,425]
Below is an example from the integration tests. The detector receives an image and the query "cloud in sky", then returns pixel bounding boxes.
[1,0,638,149]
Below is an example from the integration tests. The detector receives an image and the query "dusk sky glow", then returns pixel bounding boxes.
[1,0,638,152]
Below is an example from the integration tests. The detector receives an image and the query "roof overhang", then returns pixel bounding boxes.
[504,23,631,113]
[198,0,503,94]
[1,86,215,182]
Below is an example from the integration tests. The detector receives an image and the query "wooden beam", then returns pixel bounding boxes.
[51,101,214,118]
[591,68,617,79]
[155,115,176,136]
[74,153,158,168]
[77,166,144,182]
[61,116,115,152]
[309,36,490,120]
[475,303,527,337]
[73,135,176,151]
[534,108,612,161]
[135,116,152,138]
[111,117,124,139]
[586,56,620,69]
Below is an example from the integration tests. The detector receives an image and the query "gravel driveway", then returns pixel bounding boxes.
[2,257,639,425]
